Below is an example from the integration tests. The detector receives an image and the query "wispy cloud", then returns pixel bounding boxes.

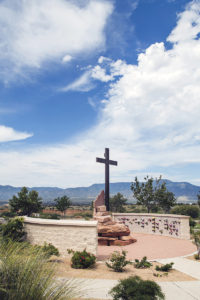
[0,125,32,143]
[61,71,94,92]
[88,97,96,109]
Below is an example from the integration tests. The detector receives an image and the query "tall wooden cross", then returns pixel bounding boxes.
[96,148,118,211]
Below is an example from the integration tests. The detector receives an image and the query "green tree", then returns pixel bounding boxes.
[197,192,200,208]
[131,176,156,213]
[110,193,127,212]
[9,187,42,217]
[155,181,176,213]
[131,176,176,213]
[54,195,71,216]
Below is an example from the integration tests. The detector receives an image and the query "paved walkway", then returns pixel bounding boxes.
[82,280,200,299]
[98,233,196,261]
[157,257,200,280]
[59,257,200,299]
[60,277,200,299]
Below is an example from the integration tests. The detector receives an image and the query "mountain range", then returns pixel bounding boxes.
[0,179,199,205]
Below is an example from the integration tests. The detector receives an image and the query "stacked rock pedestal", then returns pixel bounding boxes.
[93,191,137,246]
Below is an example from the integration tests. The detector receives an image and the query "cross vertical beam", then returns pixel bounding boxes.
[96,148,118,211]
[105,148,110,211]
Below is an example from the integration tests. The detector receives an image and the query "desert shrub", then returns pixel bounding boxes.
[0,217,25,241]
[193,231,200,258]
[171,205,200,219]
[134,256,152,269]
[106,250,132,272]
[189,217,196,227]
[68,248,96,269]
[0,240,81,300]
[109,275,165,300]
[128,205,148,213]
[42,242,60,257]
[194,223,200,230]
[0,211,17,218]
[194,253,200,260]
[72,212,93,219]
[39,213,60,220]
[155,262,174,272]
[29,242,60,258]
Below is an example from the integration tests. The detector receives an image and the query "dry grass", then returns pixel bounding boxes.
[53,257,196,282]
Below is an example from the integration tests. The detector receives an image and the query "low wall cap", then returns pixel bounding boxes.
[112,213,190,219]
[23,216,98,227]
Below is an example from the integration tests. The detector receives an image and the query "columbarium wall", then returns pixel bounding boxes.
[113,213,190,240]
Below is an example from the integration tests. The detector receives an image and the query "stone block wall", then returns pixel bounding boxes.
[113,213,190,240]
[24,217,98,256]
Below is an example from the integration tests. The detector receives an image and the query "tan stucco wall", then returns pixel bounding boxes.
[113,213,190,240]
[24,217,98,256]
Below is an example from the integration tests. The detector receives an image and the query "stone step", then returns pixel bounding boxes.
[103,221,116,226]
[95,211,110,217]
[98,236,117,246]
[95,216,112,223]
[96,205,107,212]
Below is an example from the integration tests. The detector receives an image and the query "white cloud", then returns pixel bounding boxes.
[0,125,32,142]
[61,56,124,92]
[0,0,113,82]
[62,55,72,63]
[98,56,112,64]
[1,1,200,187]
[61,71,94,92]
[91,65,114,82]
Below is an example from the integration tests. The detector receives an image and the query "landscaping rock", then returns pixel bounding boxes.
[98,223,130,237]
[93,190,137,247]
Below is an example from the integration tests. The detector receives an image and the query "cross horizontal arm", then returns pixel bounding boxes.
[96,157,106,164]
[109,160,118,166]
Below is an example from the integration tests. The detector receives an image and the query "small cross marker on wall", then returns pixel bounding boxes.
[96,148,118,211]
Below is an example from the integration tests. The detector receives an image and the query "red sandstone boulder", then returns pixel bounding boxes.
[120,235,137,243]
[113,239,134,246]
[94,190,137,247]
[98,223,130,237]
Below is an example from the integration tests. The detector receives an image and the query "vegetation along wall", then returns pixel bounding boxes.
[113,213,190,240]
[24,217,98,256]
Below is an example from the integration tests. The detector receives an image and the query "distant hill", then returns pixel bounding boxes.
[0,179,199,204]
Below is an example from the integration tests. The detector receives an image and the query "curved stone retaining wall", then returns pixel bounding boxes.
[24,217,98,256]
[113,213,190,240]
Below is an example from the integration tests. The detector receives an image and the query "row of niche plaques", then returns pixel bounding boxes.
[117,216,181,236]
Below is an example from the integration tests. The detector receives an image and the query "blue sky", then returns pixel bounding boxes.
[0,0,200,187]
